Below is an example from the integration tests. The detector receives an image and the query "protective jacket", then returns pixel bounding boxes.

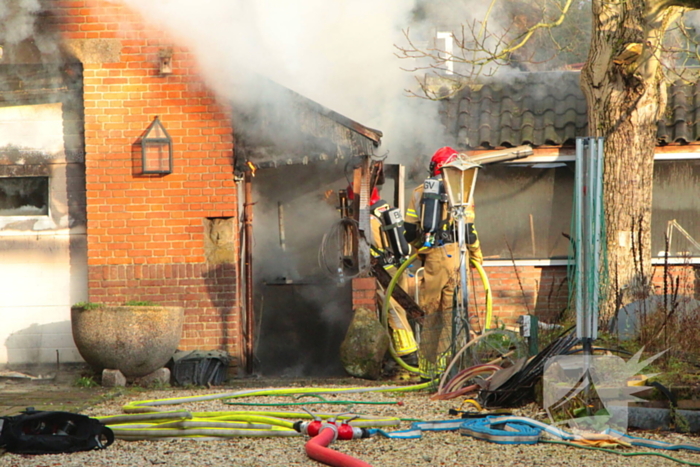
[404,178,483,366]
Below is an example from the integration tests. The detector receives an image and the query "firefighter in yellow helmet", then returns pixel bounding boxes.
[404,147,483,374]
[347,185,419,367]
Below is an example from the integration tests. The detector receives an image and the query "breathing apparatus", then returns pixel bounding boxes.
[348,184,410,266]
[368,199,410,266]
[419,146,460,248]
[420,176,450,247]
[380,207,410,260]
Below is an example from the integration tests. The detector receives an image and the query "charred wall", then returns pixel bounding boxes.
[252,161,352,376]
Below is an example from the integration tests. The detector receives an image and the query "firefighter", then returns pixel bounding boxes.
[346,185,419,367]
[404,147,483,373]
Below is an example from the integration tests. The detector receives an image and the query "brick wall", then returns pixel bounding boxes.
[352,277,377,313]
[350,264,572,329]
[352,262,700,337]
[471,265,569,328]
[48,1,240,362]
[475,263,700,329]
[650,264,700,298]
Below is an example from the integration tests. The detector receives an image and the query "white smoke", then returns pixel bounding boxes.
[0,0,42,44]
[0,0,62,62]
[118,0,455,161]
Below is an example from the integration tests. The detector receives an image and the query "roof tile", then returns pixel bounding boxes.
[446,71,700,148]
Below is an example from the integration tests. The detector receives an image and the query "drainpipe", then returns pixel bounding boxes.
[244,170,255,374]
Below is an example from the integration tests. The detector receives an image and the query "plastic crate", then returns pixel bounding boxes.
[169,350,229,386]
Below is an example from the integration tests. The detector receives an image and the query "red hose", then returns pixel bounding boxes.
[430,383,480,400]
[432,364,502,400]
[305,426,373,467]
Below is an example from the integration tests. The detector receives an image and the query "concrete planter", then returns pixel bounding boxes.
[71,305,184,378]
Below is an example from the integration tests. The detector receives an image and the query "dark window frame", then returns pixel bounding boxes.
[475,154,700,265]
[0,176,50,217]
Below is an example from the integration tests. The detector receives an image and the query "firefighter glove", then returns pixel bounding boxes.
[466,222,478,245]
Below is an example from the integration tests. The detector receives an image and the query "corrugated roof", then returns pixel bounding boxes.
[445,71,700,149]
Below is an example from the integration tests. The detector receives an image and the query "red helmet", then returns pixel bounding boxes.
[346,185,380,205]
[429,146,459,176]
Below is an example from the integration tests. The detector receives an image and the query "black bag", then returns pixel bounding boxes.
[0,408,114,455]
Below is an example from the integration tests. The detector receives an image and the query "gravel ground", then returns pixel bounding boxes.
[2,378,700,467]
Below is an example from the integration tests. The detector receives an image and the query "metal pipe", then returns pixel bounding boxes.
[592,137,603,339]
[278,201,286,251]
[529,213,536,256]
[338,189,349,219]
[244,171,254,374]
[575,138,584,338]
[586,140,594,338]
[469,145,533,165]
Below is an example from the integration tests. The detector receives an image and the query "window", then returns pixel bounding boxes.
[652,160,700,258]
[473,157,700,262]
[475,162,574,260]
[0,177,49,216]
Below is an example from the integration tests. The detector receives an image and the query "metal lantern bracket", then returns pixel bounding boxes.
[440,154,481,362]
[141,116,173,175]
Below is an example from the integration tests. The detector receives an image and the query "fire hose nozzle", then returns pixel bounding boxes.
[294,419,323,437]
[337,422,370,440]
[295,418,369,440]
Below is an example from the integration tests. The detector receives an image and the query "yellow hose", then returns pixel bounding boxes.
[470,259,493,331]
[106,381,548,443]
[110,425,299,440]
[120,384,431,412]
[381,252,422,374]
[382,251,493,373]
[100,407,403,441]
[98,385,433,440]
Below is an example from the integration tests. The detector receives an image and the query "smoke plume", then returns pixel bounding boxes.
[0,0,62,62]
[0,0,42,45]
[119,0,454,161]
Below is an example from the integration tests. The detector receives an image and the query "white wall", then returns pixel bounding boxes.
[0,232,87,366]
[0,99,88,368]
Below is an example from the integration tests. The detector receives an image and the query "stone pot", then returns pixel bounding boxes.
[71,305,184,378]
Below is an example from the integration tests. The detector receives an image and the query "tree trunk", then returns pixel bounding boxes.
[580,0,682,326]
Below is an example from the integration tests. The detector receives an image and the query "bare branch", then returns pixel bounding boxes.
[503,0,575,60]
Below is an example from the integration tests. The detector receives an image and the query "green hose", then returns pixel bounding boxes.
[541,439,700,466]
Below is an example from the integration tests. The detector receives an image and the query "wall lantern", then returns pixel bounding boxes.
[441,154,480,212]
[141,116,173,175]
[158,48,173,75]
